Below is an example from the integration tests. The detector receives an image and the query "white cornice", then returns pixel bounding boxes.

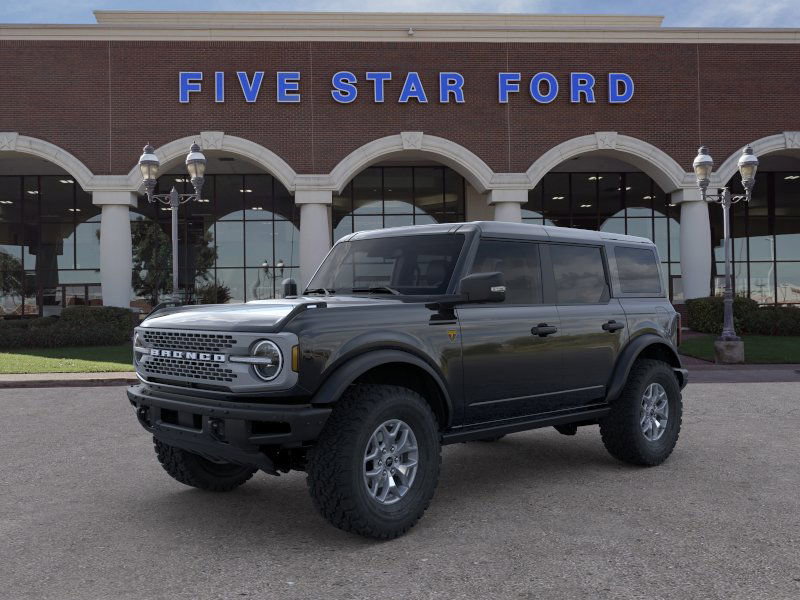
[1,11,799,43]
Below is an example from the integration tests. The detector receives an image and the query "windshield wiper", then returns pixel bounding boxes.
[304,288,335,296]
[351,286,401,295]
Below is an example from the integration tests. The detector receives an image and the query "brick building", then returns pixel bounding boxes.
[0,11,798,314]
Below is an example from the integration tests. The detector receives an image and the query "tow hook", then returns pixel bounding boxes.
[208,418,226,441]
[136,406,151,427]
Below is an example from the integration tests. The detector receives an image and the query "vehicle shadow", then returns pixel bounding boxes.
[125,429,632,548]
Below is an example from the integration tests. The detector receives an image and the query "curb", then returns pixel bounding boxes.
[0,374,137,389]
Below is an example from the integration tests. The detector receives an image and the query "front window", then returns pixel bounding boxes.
[307,233,465,296]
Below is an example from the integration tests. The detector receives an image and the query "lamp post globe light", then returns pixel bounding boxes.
[137,142,206,304]
[692,144,759,364]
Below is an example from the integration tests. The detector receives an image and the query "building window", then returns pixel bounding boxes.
[333,166,466,242]
[0,175,100,317]
[130,173,298,311]
[523,171,681,302]
[713,171,800,305]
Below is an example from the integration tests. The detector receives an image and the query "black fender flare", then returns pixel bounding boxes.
[310,349,454,427]
[606,334,685,402]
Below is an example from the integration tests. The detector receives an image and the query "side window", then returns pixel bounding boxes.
[469,240,542,304]
[615,246,662,294]
[550,244,609,304]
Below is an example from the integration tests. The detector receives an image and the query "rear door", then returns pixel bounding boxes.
[545,243,628,407]
[457,238,565,425]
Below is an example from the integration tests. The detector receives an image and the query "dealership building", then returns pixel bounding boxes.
[1,10,799,315]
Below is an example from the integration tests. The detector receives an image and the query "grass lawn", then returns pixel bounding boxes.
[679,335,800,364]
[0,344,133,374]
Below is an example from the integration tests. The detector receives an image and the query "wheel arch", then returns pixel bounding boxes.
[606,335,685,402]
[310,349,453,429]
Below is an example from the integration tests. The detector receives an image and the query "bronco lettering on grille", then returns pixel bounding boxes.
[149,349,226,362]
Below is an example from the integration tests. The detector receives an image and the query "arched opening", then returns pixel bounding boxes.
[328,133,495,242]
[0,153,101,317]
[129,151,298,311]
[523,154,682,302]
[714,150,800,305]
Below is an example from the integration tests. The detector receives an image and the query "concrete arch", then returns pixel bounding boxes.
[526,132,691,193]
[0,132,95,190]
[123,131,298,192]
[329,132,496,194]
[713,131,800,186]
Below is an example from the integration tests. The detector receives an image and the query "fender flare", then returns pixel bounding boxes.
[310,349,454,427]
[606,334,684,402]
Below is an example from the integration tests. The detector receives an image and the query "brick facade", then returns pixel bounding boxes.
[0,41,800,174]
[1,39,799,177]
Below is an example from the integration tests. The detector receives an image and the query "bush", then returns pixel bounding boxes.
[686,296,800,336]
[196,282,232,305]
[0,306,135,349]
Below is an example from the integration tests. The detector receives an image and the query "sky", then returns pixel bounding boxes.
[1,0,799,27]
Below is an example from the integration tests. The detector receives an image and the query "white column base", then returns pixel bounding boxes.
[488,189,528,223]
[297,190,333,289]
[94,191,137,308]
[674,188,712,301]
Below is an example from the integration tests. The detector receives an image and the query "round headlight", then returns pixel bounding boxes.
[252,340,282,381]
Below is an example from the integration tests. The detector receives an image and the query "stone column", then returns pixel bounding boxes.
[296,189,333,288]
[673,188,712,300]
[487,188,528,223]
[93,191,137,308]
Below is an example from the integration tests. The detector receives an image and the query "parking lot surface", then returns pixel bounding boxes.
[1,383,798,600]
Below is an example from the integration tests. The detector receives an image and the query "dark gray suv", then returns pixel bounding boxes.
[127,221,687,539]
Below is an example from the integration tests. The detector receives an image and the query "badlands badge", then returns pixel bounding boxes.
[447,329,458,342]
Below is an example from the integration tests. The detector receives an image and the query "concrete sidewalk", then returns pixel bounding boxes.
[0,371,137,389]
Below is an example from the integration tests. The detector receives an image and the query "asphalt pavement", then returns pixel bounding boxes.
[1,383,798,600]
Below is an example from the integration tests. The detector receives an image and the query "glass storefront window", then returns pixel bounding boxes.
[333,166,466,242]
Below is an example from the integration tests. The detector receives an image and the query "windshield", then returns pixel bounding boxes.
[306,233,465,296]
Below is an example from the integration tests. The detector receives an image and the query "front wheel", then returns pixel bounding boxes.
[153,438,257,492]
[599,359,682,466]
[306,384,441,539]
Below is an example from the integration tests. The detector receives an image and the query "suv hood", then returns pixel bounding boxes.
[139,296,402,332]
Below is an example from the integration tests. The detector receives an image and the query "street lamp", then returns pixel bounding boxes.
[692,145,759,358]
[138,142,206,303]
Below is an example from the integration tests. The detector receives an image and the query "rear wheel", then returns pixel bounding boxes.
[599,359,682,466]
[153,438,256,492]
[306,384,441,539]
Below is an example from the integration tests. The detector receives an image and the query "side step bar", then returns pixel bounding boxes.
[441,405,610,445]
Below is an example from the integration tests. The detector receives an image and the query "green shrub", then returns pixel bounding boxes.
[686,296,800,336]
[0,306,135,349]
[196,282,232,305]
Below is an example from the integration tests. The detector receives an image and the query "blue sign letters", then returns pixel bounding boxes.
[180,70,635,105]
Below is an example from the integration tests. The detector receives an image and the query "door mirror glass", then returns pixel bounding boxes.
[458,272,506,303]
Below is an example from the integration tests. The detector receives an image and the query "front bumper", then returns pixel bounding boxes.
[127,384,331,473]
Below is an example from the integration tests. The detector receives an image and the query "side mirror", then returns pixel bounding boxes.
[458,272,506,303]
[282,278,298,298]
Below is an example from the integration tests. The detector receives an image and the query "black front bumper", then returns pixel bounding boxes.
[127,384,331,473]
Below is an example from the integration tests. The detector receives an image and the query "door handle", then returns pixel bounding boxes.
[602,320,625,332]
[531,323,558,337]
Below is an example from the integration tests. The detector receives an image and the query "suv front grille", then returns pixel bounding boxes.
[142,330,237,353]
[143,356,238,383]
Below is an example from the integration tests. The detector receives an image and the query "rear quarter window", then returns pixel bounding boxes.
[614,246,662,294]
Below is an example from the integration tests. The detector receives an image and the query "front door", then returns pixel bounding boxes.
[458,239,565,425]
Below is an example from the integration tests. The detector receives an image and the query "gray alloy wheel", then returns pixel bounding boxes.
[640,382,669,442]
[363,419,419,505]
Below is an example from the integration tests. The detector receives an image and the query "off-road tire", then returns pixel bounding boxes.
[306,384,441,539]
[599,359,682,466]
[153,438,257,492]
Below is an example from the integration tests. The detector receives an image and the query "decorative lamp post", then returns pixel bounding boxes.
[138,142,206,303]
[692,144,759,362]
